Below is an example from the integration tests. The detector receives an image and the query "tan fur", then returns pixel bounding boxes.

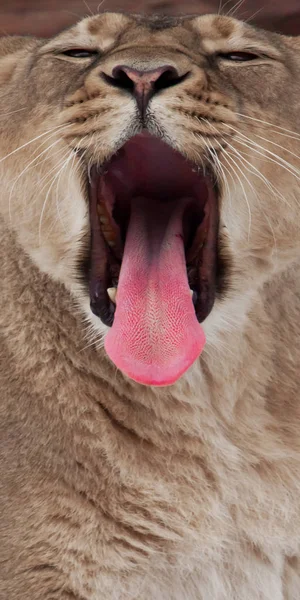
[1,12,300,599]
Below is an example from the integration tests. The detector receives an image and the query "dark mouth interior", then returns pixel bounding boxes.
[88,132,219,327]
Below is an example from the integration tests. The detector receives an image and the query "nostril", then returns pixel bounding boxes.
[111,66,135,90]
[154,68,190,91]
[101,68,135,91]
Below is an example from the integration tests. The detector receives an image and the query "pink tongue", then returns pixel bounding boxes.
[104,197,206,386]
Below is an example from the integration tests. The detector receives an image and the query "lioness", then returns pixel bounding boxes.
[1,11,300,600]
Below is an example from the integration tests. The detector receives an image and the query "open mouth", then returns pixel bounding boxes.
[88,132,219,386]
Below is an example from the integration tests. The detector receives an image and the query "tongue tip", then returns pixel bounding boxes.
[115,361,200,387]
[104,333,206,387]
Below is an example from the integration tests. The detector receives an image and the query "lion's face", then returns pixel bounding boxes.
[1,13,300,386]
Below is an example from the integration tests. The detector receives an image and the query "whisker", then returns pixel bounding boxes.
[208,124,295,210]
[52,143,87,235]
[54,151,78,235]
[97,0,106,12]
[82,0,95,16]
[233,111,300,141]
[216,144,253,240]
[224,123,300,180]
[226,0,246,18]
[223,144,279,254]
[67,135,89,189]
[16,146,72,225]
[78,333,102,354]
[204,120,287,253]
[234,135,300,181]
[201,119,236,206]
[38,151,74,243]
[218,0,224,15]
[31,154,70,199]
[241,129,300,164]
[16,151,70,228]
[8,138,64,222]
[0,108,27,118]
[223,155,251,238]
[12,123,71,176]
[231,144,292,209]
[220,0,235,17]
[204,141,231,203]
[0,123,71,166]
[243,6,264,24]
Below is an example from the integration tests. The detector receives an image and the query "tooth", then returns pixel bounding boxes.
[107,287,117,303]
[100,216,109,225]
[107,240,115,247]
[190,289,193,296]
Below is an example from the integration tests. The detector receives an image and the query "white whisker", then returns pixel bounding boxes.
[204,142,231,203]
[83,0,95,16]
[234,134,300,181]
[224,123,300,181]
[0,123,70,166]
[0,108,27,118]
[228,142,293,210]
[217,144,253,240]
[16,148,72,226]
[205,120,283,253]
[207,121,295,209]
[233,111,300,141]
[201,119,236,206]
[8,138,64,222]
[218,0,224,15]
[223,144,279,255]
[243,129,300,164]
[38,151,74,243]
[53,151,78,235]
[220,0,235,17]
[243,6,264,24]
[78,333,101,354]
[227,0,246,18]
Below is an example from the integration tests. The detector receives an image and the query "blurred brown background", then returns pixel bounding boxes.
[0,0,299,38]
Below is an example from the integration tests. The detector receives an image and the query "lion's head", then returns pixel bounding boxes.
[0,13,299,386]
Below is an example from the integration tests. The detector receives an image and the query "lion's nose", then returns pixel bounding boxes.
[102,65,187,115]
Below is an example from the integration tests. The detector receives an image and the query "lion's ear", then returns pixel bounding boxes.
[0,36,37,86]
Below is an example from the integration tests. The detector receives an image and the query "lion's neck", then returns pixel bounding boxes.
[1,222,286,570]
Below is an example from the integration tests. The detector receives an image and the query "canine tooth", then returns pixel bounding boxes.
[190,289,193,296]
[107,287,117,303]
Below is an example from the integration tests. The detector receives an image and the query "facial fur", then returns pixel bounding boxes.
[0,13,299,366]
[1,12,300,600]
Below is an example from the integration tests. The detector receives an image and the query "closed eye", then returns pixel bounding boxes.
[60,49,99,59]
[218,51,259,62]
